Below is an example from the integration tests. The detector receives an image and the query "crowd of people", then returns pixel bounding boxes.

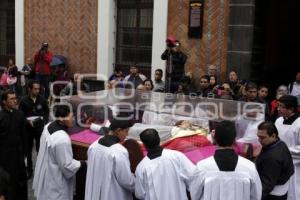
[0,91,299,200]
[0,39,299,200]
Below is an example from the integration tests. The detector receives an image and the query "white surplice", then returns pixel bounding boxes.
[85,141,135,200]
[235,113,264,144]
[32,124,81,200]
[190,156,262,200]
[275,117,300,200]
[135,149,196,200]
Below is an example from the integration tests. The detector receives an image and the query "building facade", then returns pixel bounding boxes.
[3,0,271,86]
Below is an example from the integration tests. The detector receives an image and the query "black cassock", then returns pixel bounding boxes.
[0,109,28,200]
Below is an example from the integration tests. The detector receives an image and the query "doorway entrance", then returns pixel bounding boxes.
[251,0,300,96]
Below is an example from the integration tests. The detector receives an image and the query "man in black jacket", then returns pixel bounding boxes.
[0,90,28,200]
[256,121,294,200]
[19,80,49,178]
[161,37,187,93]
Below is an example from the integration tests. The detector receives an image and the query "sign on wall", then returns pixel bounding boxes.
[188,0,204,38]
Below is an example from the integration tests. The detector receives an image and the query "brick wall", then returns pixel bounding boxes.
[24,0,98,75]
[167,0,229,83]
[24,0,230,82]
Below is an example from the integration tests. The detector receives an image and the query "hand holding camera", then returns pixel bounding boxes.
[39,43,48,56]
[166,36,180,53]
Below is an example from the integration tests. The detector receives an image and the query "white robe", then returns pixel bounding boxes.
[190,156,262,200]
[275,117,300,200]
[33,124,81,200]
[85,141,135,200]
[135,149,196,200]
[235,113,264,144]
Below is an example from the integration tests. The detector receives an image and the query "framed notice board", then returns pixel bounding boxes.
[188,0,204,38]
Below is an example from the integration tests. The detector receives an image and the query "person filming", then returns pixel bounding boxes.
[161,36,187,93]
[33,42,53,99]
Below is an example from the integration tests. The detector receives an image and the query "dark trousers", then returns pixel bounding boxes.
[165,78,179,93]
[8,178,28,200]
[26,125,43,172]
[1,150,28,200]
[263,193,287,200]
[36,74,50,99]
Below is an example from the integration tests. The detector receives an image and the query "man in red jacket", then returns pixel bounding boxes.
[34,42,53,99]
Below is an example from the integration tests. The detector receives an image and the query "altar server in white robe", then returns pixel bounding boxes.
[135,128,196,200]
[275,95,300,200]
[33,105,82,200]
[190,120,262,200]
[85,119,135,200]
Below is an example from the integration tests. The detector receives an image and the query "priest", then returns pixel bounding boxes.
[275,95,300,200]
[134,128,195,200]
[189,120,262,200]
[0,90,27,200]
[33,105,82,200]
[85,119,135,200]
[256,122,294,200]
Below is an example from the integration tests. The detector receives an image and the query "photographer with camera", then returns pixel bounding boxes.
[161,36,187,93]
[33,42,53,99]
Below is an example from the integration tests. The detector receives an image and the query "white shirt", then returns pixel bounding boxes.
[135,149,195,200]
[33,124,81,200]
[190,156,262,200]
[275,117,300,200]
[235,113,264,144]
[85,141,135,200]
[290,82,300,96]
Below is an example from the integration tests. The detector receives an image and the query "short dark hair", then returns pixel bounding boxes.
[1,89,15,106]
[258,84,269,91]
[155,69,163,75]
[54,105,71,118]
[1,89,15,101]
[200,75,210,82]
[258,122,279,137]
[28,80,40,89]
[214,120,236,147]
[140,129,160,149]
[143,79,154,90]
[0,168,9,198]
[114,67,122,73]
[278,95,298,112]
[245,82,258,91]
[109,119,132,131]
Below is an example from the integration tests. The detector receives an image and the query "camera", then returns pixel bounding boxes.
[41,43,48,51]
[166,40,175,48]
[166,40,180,48]
[166,36,178,48]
